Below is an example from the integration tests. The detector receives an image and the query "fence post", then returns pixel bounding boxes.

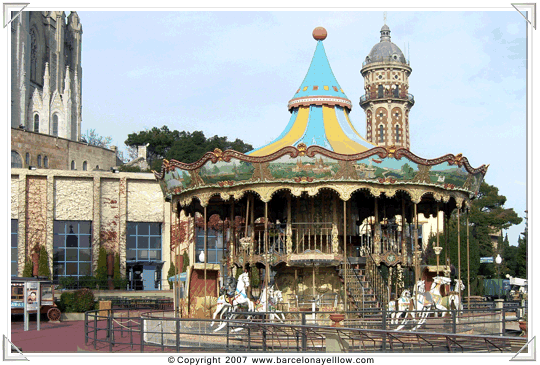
[109,310,113,352]
[381,306,387,352]
[140,318,144,353]
[94,312,97,350]
[495,299,504,336]
[451,309,457,334]
[85,312,88,345]
[176,320,180,353]
[502,307,506,335]
[226,318,230,351]
[301,312,307,351]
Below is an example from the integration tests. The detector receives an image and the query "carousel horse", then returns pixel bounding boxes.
[441,279,465,316]
[211,271,254,331]
[387,290,413,327]
[410,277,450,331]
[254,285,286,322]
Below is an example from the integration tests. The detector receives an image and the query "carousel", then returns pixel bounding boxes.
[154,26,488,319]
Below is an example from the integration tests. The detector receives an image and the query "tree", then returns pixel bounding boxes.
[82,129,113,149]
[124,127,253,171]
[515,215,528,278]
[22,256,33,277]
[182,250,190,272]
[167,261,176,290]
[96,246,108,288]
[38,245,51,279]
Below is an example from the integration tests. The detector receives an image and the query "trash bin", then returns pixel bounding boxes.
[99,300,111,317]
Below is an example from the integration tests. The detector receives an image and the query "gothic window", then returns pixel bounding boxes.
[378,85,384,98]
[393,86,399,98]
[30,28,38,83]
[25,153,30,166]
[52,114,59,136]
[37,155,42,167]
[379,125,385,143]
[395,125,400,142]
[34,114,39,133]
[11,151,22,168]
[71,160,76,170]
[44,156,49,168]
[83,161,87,171]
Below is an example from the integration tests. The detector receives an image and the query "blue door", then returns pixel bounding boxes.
[142,265,155,291]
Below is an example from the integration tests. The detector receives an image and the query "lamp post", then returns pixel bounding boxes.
[495,253,502,279]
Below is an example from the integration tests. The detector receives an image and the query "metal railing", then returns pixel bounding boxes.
[365,253,389,308]
[84,308,527,353]
[360,92,415,105]
[345,257,365,312]
[291,222,333,254]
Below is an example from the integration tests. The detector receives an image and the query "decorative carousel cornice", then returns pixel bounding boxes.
[153,144,489,180]
[287,96,353,111]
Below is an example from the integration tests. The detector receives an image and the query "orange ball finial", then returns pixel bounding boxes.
[312,27,327,41]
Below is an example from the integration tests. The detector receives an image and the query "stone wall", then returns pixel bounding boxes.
[10,169,171,289]
[11,128,117,171]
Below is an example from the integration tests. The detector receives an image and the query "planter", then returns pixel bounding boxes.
[519,321,527,334]
[329,313,345,327]
[60,312,86,321]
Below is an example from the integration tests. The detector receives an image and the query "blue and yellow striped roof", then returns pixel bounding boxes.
[249,28,374,157]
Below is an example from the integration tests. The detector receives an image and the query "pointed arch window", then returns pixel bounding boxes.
[11,151,22,168]
[52,114,59,136]
[34,114,39,133]
[37,155,42,167]
[30,28,38,83]
[71,160,76,170]
[83,161,87,171]
[25,153,30,167]
[378,85,384,98]
[44,156,49,168]
[379,125,385,143]
[393,85,399,98]
[395,125,400,143]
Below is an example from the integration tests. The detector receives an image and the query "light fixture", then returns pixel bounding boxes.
[28,166,37,170]
[495,254,502,265]
[110,167,119,173]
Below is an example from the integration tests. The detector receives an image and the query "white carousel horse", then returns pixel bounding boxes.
[254,285,286,322]
[410,277,450,330]
[387,290,413,327]
[211,272,254,331]
[442,279,465,315]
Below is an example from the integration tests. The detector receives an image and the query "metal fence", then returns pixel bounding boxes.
[85,307,527,353]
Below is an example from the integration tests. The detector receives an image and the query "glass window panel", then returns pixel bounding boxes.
[127,223,137,236]
[79,262,91,276]
[196,236,204,251]
[54,221,65,234]
[79,249,91,262]
[149,250,158,260]
[138,250,148,260]
[217,251,223,263]
[79,235,91,248]
[149,223,161,235]
[79,222,91,234]
[150,236,161,249]
[53,248,65,262]
[66,263,78,275]
[12,234,18,248]
[11,220,18,233]
[126,236,137,249]
[11,262,18,276]
[137,236,149,249]
[68,223,78,234]
[53,235,64,248]
[53,263,64,276]
[66,235,78,248]
[216,235,224,249]
[208,250,217,264]
[207,236,217,249]
[138,223,150,235]
[126,249,136,261]
[11,248,18,261]
[66,248,78,261]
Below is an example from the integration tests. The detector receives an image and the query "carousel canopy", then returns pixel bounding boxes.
[249,27,374,157]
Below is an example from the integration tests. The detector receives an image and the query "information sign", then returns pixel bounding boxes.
[480,257,494,263]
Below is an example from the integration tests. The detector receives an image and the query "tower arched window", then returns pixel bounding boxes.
[379,125,385,143]
[393,85,399,98]
[378,85,384,98]
[11,151,22,168]
[395,125,400,143]
[83,161,87,171]
[37,155,42,167]
[52,114,59,136]
[71,160,76,170]
[34,114,39,133]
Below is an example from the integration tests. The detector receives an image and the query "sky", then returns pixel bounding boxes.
[77,10,527,246]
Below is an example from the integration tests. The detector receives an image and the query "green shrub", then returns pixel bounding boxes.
[22,256,33,277]
[182,251,189,272]
[167,261,176,289]
[113,253,127,289]
[96,247,108,289]
[37,245,51,279]
[74,288,95,312]
[59,292,76,312]
[79,276,97,289]
[59,276,76,290]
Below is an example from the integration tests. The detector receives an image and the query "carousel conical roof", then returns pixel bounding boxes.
[249,27,374,157]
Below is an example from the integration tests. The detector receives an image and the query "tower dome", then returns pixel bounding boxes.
[364,24,407,65]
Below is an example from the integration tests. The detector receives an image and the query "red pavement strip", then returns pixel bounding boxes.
[11,319,89,353]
